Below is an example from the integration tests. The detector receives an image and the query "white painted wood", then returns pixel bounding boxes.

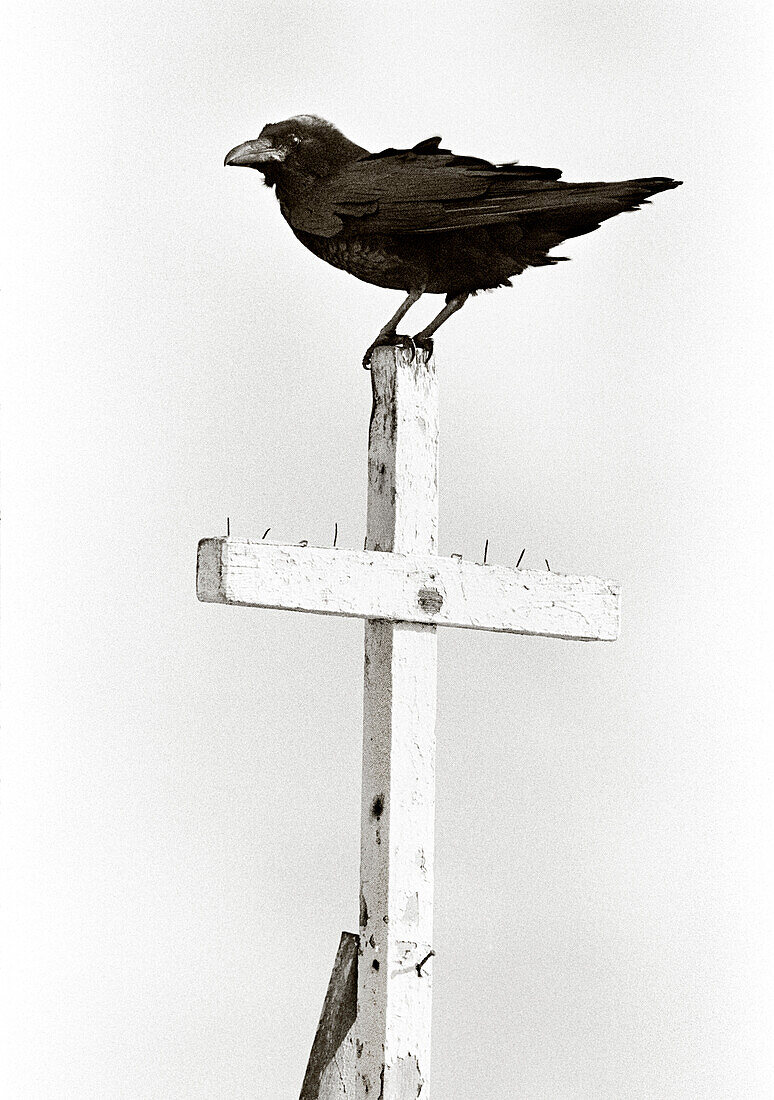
[356,345,438,1098]
[197,540,620,642]
[195,345,622,1099]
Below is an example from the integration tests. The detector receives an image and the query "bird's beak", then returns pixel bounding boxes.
[224,138,286,168]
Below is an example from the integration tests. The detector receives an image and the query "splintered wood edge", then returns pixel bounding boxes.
[197,538,620,642]
[299,931,359,1100]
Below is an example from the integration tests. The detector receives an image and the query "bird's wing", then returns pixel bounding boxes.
[285,140,678,239]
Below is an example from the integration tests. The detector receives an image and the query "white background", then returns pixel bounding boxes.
[3,2,772,1097]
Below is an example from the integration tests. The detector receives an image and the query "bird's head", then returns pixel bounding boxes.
[224,115,366,185]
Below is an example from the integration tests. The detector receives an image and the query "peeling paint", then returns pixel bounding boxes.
[402,891,419,924]
[389,1053,423,1097]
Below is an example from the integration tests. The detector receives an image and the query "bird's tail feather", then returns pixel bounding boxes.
[498,178,681,267]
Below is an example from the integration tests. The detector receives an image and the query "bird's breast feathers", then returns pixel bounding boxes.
[290,224,419,290]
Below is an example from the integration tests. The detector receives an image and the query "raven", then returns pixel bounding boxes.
[225,116,681,366]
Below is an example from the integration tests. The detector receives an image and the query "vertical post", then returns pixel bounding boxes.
[356,346,439,1098]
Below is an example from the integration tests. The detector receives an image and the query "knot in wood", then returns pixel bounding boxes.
[417,586,444,615]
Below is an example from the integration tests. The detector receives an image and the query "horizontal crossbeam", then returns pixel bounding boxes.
[197,538,619,642]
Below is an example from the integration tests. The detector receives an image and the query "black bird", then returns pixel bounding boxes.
[225,115,681,366]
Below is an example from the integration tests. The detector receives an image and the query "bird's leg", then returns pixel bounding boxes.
[413,293,470,352]
[362,288,425,368]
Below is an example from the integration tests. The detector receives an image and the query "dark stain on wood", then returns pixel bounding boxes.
[418,587,443,614]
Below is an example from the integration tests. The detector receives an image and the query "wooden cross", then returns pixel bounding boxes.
[197,346,619,1099]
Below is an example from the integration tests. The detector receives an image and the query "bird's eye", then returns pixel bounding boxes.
[290,135,300,145]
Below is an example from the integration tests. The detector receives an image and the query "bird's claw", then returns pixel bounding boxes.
[414,336,434,356]
[393,333,418,356]
[362,333,418,369]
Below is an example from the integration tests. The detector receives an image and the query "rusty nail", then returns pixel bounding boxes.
[416,949,435,976]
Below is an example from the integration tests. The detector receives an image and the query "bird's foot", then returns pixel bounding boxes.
[362,333,417,369]
[414,336,434,357]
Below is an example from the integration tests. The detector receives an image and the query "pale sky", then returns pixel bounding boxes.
[3,2,772,1097]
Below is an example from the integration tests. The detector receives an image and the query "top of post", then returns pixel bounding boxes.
[367,346,438,557]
